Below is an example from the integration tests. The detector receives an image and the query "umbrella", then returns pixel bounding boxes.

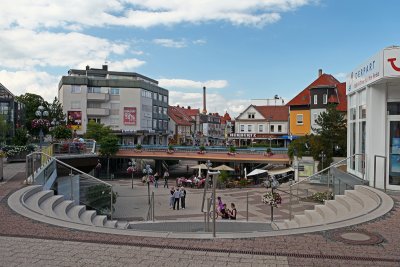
[247,169,268,176]
[190,164,209,169]
[211,164,235,171]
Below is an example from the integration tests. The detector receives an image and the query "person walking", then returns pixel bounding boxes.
[154,172,159,188]
[229,203,237,220]
[163,170,169,188]
[169,187,175,209]
[180,187,187,209]
[173,187,181,210]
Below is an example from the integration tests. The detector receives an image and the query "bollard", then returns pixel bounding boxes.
[152,192,155,222]
[246,192,249,222]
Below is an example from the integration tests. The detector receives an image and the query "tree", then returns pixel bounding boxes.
[98,135,119,178]
[12,127,28,146]
[48,97,66,123]
[0,114,11,145]
[84,120,112,142]
[50,125,72,140]
[16,93,46,134]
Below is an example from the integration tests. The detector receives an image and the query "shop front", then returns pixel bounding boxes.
[347,46,400,190]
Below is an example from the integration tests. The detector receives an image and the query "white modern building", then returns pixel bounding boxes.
[58,65,169,145]
[347,46,400,190]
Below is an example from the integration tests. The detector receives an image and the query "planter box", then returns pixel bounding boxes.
[7,151,29,162]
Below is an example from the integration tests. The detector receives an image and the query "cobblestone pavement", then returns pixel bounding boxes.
[1,165,400,266]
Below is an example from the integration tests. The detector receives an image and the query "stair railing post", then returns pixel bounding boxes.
[289,185,292,220]
[384,156,387,192]
[152,191,155,222]
[246,192,249,222]
[110,187,113,220]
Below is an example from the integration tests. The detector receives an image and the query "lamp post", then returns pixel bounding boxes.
[128,160,136,189]
[35,105,49,151]
[143,164,153,204]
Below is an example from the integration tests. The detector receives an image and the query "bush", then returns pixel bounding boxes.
[229,146,236,153]
[311,191,333,203]
[135,144,142,150]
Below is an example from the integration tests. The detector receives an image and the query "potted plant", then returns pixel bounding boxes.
[265,147,273,156]
[227,146,236,156]
[167,145,174,154]
[134,144,142,152]
[198,145,206,154]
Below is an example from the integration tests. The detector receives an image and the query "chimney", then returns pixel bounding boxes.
[188,106,191,109]
[102,65,108,71]
[86,65,90,70]
[318,69,323,77]
[202,86,207,114]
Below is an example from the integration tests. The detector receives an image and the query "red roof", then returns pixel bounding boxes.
[178,106,199,117]
[168,106,192,126]
[254,105,289,121]
[287,74,340,106]
[336,82,347,112]
[220,112,232,124]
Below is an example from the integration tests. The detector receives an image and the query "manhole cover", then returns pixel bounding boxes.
[330,230,384,245]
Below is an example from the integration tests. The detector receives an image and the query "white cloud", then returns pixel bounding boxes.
[334,72,347,81]
[159,79,228,89]
[0,0,316,30]
[0,70,59,101]
[0,29,142,70]
[169,91,250,117]
[153,39,187,48]
[193,39,207,45]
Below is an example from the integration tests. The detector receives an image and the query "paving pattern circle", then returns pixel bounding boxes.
[330,229,384,245]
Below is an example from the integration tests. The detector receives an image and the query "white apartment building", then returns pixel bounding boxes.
[58,65,169,145]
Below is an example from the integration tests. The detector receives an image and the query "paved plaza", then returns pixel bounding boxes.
[1,160,400,266]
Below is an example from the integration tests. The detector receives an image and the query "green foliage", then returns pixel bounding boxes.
[218,170,230,185]
[48,97,65,123]
[50,125,72,140]
[0,114,11,144]
[84,120,112,142]
[168,144,174,151]
[288,136,310,160]
[86,184,117,215]
[311,191,333,203]
[135,144,142,150]
[16,93,46,134]
[266,147,272,153]
[229,146,236,153]
[98,135,119,157]
[199,145,206,151]
[12,127,28,146]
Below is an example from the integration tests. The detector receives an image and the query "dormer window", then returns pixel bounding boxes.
[248,113,255,119]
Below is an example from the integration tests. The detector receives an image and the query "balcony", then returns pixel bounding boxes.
[87,108,110,116]
[87,93,109,101]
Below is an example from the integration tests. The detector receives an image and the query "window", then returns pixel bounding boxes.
[258,125,264,132]
[163,120,168,129]
[270,125,275,132]
[110,117,119,125]
[87,87,101,93]
[163,107,167,115]
[153,93,158,100]
[153,119,157,128]
[296,114,303,125]
[323,94,328,104]
[71,101,81,109]
[247,125,252,132]
[110,88,120,95]
[110,103,120,109]
[313,95,317,105]
[71,85,81,93]
[247,113,255,119]
[142,90,151,98]
[87,102,101,108]
[158,119,162,129]
[159,94,163,101]
[278,125,282,132]
[163,95,168,103]
[153,106,158,113]
[240,125,244,132]
[313,113,318,122]
[159,106,163,114]
[88,118,101,123]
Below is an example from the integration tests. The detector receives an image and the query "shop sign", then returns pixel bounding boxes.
[124,107,137,125]
[384,47,400,77]
[228,133,276,139]
[67,111,82,130]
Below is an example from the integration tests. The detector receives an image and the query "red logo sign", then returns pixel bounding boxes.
[124,107,137,125]
[388,58,400,72]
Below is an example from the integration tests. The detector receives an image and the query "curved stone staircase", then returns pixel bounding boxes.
[274,185,385,230]
[19,185,128,229]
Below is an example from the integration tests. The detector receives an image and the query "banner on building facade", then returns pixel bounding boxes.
[124,107,137,125]
[67,111,82,130]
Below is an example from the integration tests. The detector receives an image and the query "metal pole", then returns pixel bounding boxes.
[147,179,150,205]
[206,198,210,232]
[70,172,73,201]
[246,192,249,221]
[373,155,377,188]
[271,188,274,222]
[213,174,217,238]
[289,185,292,220]
[110,187,113,220]
[333,173,335,197]
[131,169,134,189]
[327,167,330,192]
[384,157,387,192]
[338,179,341,195]
[152,191,155,222]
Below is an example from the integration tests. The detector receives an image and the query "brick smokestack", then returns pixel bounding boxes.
[318,69,323,77]
[202,86,207,114]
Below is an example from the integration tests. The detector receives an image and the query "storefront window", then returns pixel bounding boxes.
[389,121,400,185]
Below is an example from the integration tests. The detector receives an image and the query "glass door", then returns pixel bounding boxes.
[389,120,400,187]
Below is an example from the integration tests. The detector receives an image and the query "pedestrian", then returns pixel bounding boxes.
[180,187,187,209]
[173,187,181,210]
[154,172,159,188]
[163,170,169,188]
[186,165,189,174]
[95,160,102,178]
[228,203,237,220]
[169,187,175,209]
[220,204,229,219]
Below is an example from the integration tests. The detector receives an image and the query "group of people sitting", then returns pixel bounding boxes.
[216,196,236,220]
[176,175,206,188]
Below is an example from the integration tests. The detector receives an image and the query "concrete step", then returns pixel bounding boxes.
[315,204,337,223]
[104,220,118,228]
[304,210,324,225]
[355,186,380,203]
[344,190,364,207]
[346,190,377,212]
[335,195,362,213]
[272,222,286,230]
[80,210,97,225]
[93,215,107,227]
[325,200,349,218]
[53,200,75,221]
[294,214,312,227]
[24,190,54,214]
[116,221,129,229]
[284,219,299,229]
[40,195,65,217]
[67,205,86,223]
[22,185,43,203]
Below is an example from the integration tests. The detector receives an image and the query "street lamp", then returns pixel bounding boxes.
[128,160,136,189]
[35,105,49,150]
[143,164,153,204]
[319,151,326,171]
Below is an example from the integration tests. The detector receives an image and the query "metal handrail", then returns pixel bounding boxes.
[289,153,364,220]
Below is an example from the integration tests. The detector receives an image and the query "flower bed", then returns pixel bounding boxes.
[261,191,282,207]
[3,145,36,162]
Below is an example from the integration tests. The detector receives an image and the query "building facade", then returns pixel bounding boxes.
[0,84,24,144]
[229,105,289,147]
[58,65,169,145]
[346,46,400,191]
